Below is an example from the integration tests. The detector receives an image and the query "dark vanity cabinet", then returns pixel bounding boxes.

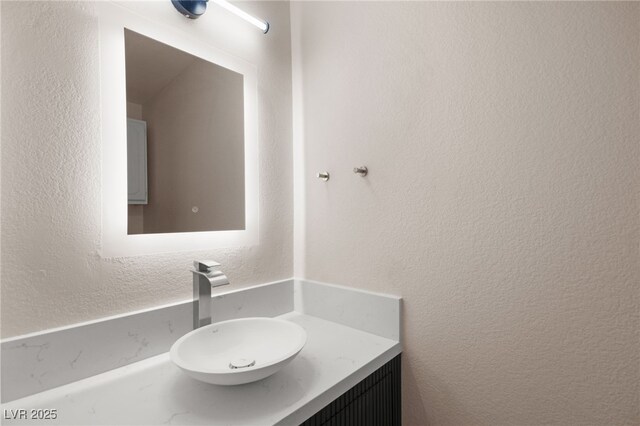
[301,355,401,426]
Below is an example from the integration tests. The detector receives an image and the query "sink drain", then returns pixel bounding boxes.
[229,358,256,369]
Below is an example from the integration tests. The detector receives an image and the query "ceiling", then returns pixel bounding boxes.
[124,29,197,105]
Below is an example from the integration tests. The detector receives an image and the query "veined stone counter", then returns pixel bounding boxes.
[1,280,402,425]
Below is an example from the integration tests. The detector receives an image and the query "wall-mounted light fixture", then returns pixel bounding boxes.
[171,0,270,33]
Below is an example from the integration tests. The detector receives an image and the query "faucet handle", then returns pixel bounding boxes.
[193,260,221,272]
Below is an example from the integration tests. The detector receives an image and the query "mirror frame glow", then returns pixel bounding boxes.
[98,4,258,257]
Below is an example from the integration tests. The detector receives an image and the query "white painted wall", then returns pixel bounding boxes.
[291,2,639,425]
[1,0,293,337]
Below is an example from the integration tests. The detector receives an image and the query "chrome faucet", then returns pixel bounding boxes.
[192,260,230,329]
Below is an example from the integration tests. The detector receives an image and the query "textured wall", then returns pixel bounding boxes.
[1,0,293,337]
[291,2,639,425]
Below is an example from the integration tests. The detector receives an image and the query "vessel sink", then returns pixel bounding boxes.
[170,317,307,385]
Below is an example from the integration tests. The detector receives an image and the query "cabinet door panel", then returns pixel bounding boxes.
[127,118,148,204]
[301,355,401,426]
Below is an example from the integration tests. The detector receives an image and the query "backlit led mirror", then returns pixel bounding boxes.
[124,29,245,235]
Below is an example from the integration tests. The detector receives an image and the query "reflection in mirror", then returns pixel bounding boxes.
[124,29,245,235]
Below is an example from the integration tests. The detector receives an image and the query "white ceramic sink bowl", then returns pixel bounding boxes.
[170,317,307,385]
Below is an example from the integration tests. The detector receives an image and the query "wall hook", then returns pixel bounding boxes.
[353,166,368,177]
[317,172,330,182]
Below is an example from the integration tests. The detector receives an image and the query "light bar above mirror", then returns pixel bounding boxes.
[171,0,270,33]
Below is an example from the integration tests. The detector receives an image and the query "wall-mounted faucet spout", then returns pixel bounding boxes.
[192,260,230,329]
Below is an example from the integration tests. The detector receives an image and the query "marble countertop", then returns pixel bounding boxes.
[1,312,401,425]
